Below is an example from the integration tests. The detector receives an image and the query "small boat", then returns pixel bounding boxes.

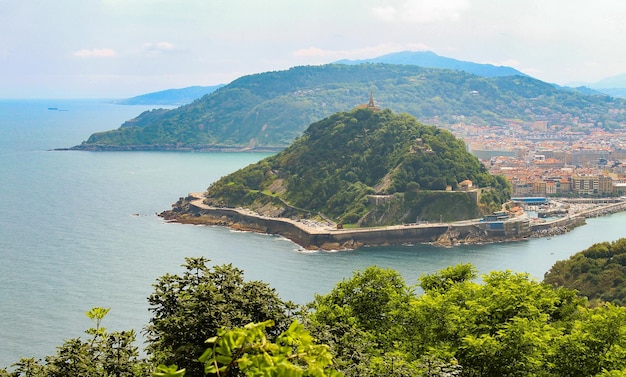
[48,107,58,110]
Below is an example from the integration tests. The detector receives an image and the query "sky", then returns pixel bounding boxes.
[1,0,626,98]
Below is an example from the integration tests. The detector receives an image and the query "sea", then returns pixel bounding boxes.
[1,99,625,366]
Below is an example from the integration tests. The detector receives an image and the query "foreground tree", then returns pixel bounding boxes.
[155,320,342,377]
[4,260,626,377]
[0,307,148,377]
[549,303,626,376]
[305,264,626,377]
[144,257,296,377]
[305,266,417,376]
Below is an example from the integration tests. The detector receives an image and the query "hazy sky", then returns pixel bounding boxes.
[2,0,625,98]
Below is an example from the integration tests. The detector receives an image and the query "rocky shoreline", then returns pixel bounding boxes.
[160,194,625,250]
[55,143,283,153]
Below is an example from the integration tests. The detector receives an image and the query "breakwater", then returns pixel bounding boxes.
[529,216,586,237]
[160,194,626,250]
[160,194,527,249]
[160,194,450,249]
[529,201,626,237]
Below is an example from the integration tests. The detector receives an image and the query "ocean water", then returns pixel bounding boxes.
[1,99,625,366]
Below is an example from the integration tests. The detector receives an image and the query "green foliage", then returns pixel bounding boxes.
[419,263,477,292]
[206,109,508,224]
[153,364,187,377]
[75,64,626,149]
[196,320,341,377]
[5,258,626,377]
[544,238,626,305]
[305,264,626,377]
[305,267,415,376]
[549,304,626,376]
[360,191,481,225]
[0,308,149,377]
[148,320,342,377]
[144,257,297,377]
[85,307,111,337]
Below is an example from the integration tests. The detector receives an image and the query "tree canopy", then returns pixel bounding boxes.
[144,257,297,377]
[5,250,626,377]
[544,238,626,306]
[307,264,626,377]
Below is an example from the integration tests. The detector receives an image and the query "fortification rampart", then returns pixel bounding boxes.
[159,194,626,250]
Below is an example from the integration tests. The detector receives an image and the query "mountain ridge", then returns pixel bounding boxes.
[64,61,626,151]
[335,50,527,77]
[113,85,225,106]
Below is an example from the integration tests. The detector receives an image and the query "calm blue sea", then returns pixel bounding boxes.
[1,99,625,366]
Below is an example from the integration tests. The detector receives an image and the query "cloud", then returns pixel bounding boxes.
[371,5,397,22]
[293,47,339,58]
[72,48,118,58]
[142,41,176,54]
[484,59,522,69]
[371,0,470,23]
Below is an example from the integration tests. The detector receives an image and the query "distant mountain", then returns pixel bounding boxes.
[65,63,626,151]
[568,73,626,98]
[335,50,527,78]
[590,73,626,89]
[594,88,626,98]
[113,85,225,106]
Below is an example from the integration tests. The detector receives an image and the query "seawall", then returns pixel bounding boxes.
[528,201,626,237]
[160,194,626,250]
[161,194,511,250]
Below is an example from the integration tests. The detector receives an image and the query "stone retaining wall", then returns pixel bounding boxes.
[160,195,626,250]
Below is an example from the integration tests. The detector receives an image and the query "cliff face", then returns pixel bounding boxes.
[359,191,481,226]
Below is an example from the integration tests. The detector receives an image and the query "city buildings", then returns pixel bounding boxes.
[438,117,626,197]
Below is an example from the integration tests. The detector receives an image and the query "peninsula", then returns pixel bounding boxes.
[161,108,519,249]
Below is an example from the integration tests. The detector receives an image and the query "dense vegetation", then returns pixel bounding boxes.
[204,108,510,224]
[71,63,626,150]
[4,251,626,377]
[144,258,296,377]
[305,264,626,377]
[545,238,626,306]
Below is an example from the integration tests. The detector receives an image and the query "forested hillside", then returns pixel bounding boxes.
[545,238,626,305]
[69,63,626,150]
[204,108,510,224]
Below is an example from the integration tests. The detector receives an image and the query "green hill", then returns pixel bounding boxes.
[203,108,510,225]
[67,63,626,151]
[544,238,626,306]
